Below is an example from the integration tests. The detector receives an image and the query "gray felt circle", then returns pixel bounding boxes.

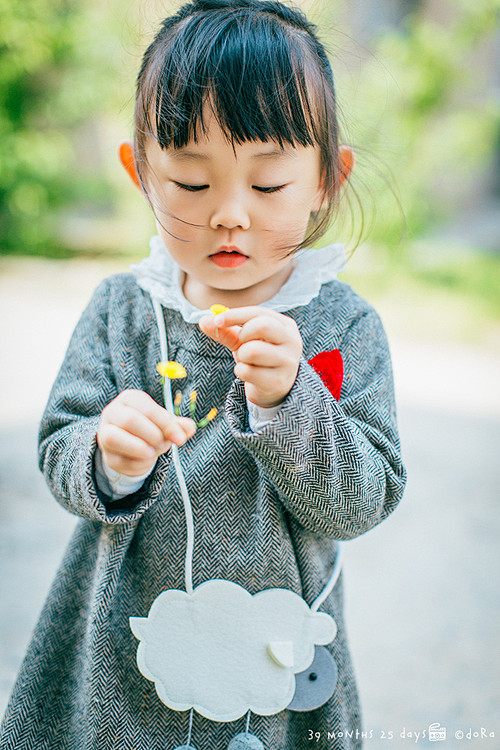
[227,732,265,749]
[287,645,337,712]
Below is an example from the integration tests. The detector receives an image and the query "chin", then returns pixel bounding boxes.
[204,273,257,291]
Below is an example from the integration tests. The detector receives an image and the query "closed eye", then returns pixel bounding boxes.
[253,185,287,193]
[173,182,286,193]
[174,182,209,192]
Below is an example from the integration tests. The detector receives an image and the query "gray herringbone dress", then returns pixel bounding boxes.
[0,270,406,750]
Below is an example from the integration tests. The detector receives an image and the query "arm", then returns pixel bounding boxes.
[38,277,187,524]
[225,309,406,539]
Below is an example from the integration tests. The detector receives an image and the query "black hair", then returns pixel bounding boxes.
[134,0,345,248]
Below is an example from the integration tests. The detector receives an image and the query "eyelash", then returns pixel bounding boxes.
[173,182,286,194]
[254,185,286,194]
[174,183,209,192]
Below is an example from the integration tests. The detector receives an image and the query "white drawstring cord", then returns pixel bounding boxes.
[153,298,195,596]
[187,707,194,745]
[152,297,343,607]
[310,542,343,612]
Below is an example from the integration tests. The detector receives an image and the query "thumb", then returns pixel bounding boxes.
[198,315,242,352]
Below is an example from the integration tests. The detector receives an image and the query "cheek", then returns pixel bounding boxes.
[267,194,314,234]
[266,222,311,257]
[262,197,315,253]
[148,186,206,226]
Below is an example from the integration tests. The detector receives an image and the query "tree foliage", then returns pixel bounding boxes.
[330,0,500,254]
[0,0,130,254]
[1,0,499,256]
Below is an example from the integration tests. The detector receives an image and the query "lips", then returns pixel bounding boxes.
[209,246,248,268]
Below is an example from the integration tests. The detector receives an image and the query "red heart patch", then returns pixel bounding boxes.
[308,350,343,401]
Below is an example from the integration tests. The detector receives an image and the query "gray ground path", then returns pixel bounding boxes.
[1,259,499,748]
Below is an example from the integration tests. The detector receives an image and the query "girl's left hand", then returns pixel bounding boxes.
[199,307,303,408]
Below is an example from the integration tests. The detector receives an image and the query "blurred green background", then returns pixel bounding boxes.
[1,0,499,344]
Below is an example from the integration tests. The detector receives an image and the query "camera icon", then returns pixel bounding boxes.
[429,723,447,741]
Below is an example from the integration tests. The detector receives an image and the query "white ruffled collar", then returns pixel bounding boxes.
[130,234,346,323]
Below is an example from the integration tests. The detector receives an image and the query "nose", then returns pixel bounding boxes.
[209,192,250,231]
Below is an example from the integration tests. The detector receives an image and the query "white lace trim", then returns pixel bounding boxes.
[130,234,346,323]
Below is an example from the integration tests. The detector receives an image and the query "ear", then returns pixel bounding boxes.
[118,140,141,190]
[313,145,355,212]
[337,145,354,188]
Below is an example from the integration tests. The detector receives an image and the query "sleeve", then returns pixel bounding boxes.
[38,277,171,525]
[225,308,407,540]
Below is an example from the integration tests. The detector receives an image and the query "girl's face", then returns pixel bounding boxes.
[143,110,325,309]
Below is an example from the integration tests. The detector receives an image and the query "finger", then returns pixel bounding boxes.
[98,423,157,463]
[176,416,197,439]
[210,306,285,329]
[233,362,290,405]
[235,340,285,368]
[111,404,167,450]
[237,315,291,346]
[103,451,157,477]
[120,391,188,444]
[113,408,196,450]
[199,315,242,352]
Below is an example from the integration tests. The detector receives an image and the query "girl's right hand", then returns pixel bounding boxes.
[97,389,196,476]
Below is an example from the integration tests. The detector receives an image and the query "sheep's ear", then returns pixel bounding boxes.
[129,616,147,640]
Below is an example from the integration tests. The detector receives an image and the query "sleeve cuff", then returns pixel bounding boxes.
[246,399,283,432]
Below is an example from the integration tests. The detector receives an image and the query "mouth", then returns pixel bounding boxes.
[209,246,249,268]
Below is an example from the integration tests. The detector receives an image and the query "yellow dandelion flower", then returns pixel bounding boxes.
[189,390,197,418]
[197,407,218,428]
[209,304,229,316]
[156,361,187,379]
[174,391,183,415]
[210,304,229,338]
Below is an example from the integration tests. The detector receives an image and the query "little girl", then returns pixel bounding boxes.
[0,1,406,748]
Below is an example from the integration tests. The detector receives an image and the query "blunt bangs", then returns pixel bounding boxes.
[136,10,329,153]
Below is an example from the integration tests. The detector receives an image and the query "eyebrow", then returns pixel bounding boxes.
[169,149,296,162]
[253,149,295,160]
